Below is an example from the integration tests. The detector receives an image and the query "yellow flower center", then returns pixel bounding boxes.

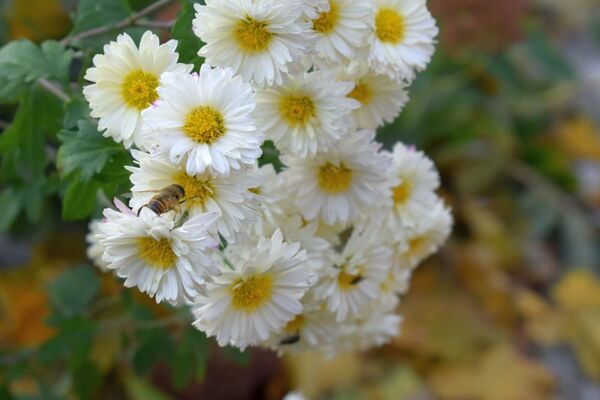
[337,271,362,291]
[234,16,273,53]
[318,162,352,194]
[279,95,316,127]
[392,181,412,205]
[121,70,159,111]
[347,82,373,105]
[231,275,274,312]
[284,314,306,333]
[313,1,340,34]
[173,172,214,208]
[375,8,405,44]
[183,106,226,144]
[137,237,177,270]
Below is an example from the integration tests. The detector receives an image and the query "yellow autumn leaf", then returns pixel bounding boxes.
[430,345,555,400]
[554,117,600,161]
[552,269,600,310]
[6,0,71,41]
[285,352,362,398]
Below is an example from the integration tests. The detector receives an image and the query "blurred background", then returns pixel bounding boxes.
[1,0,600,399]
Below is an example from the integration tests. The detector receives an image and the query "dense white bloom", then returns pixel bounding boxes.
[256,70,359,156]
[281,130,391,225]
[368,0,438,82]
[283,392,308,400]
[193,0,312,86]
[263,297,338,355]
[338,62,409,129]
[257,213,333,272]
[127,151,262,242]
[143,66,263,176]
[86,220,108,271]
[98,203,219,305]
[337,308,402,352]
[313,224,392,320]
[83,31,191,149]
[192,230,311,350]
[310,0,372,64]
[300,0,330,19]
[387,142,440,229]
[396,198,452,269]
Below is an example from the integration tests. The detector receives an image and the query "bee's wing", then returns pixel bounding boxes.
[122,190,159,199]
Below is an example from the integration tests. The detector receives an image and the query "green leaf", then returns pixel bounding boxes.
[0,39,73,86]
[72,360,102,400]
[57,120,125,181]
[123,373,173,400]
[0,90,47,179]
[133,329,174,375]
[171,327,208,389]
[38,318,95,364]
[68,0,131,46]
[63,97,91,130]
[171,0,204,69]
[48,265,101,318]
[62,178,101,221]
[0,187,24,231]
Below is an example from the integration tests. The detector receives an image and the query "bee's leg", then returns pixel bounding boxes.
[137,205,145,217]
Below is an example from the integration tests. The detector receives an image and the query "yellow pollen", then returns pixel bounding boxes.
[279,95,316,127]
[174,172,214,208]
[231,275,274,312]
[234,16,273,53]
[137,237,177,270]
[121,70,159,110]
[183,106,226,144]
[249,187,261,195]
[347,82,373,105]
[375,8,405,44]
[318,162,352,194]
[284,314,306,333]
[313,2,340,34]
[392,181,412,205]
[337,271,361,291]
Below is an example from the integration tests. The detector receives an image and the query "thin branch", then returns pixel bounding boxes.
[37,78,70,102]
[61,0,175,45]
[136,19,176,29]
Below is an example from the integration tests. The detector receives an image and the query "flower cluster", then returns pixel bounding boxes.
[86,0,451,355]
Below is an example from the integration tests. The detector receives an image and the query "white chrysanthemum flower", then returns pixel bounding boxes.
[98,205,219,305]
[86,220,108,271]
[262,297,337,355]
[252,163,289,223]
[127,151,261,242]
[193,0,312,86]
[313,224,392,320]
[142,66,263,176]
[281,130,391,225]
[283,392,308,400]
[300,0,330,19]
[192,230,311,350]
[368,0,438,82]
[256,70,359,156]
[378,266,411,309]
[387,142,440,228]
[338,62,409,129]
[257,213,334,272]
[309,0,372,64]
[396,198,452,269]
[337,308,402,352]
[83,31,191,149]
